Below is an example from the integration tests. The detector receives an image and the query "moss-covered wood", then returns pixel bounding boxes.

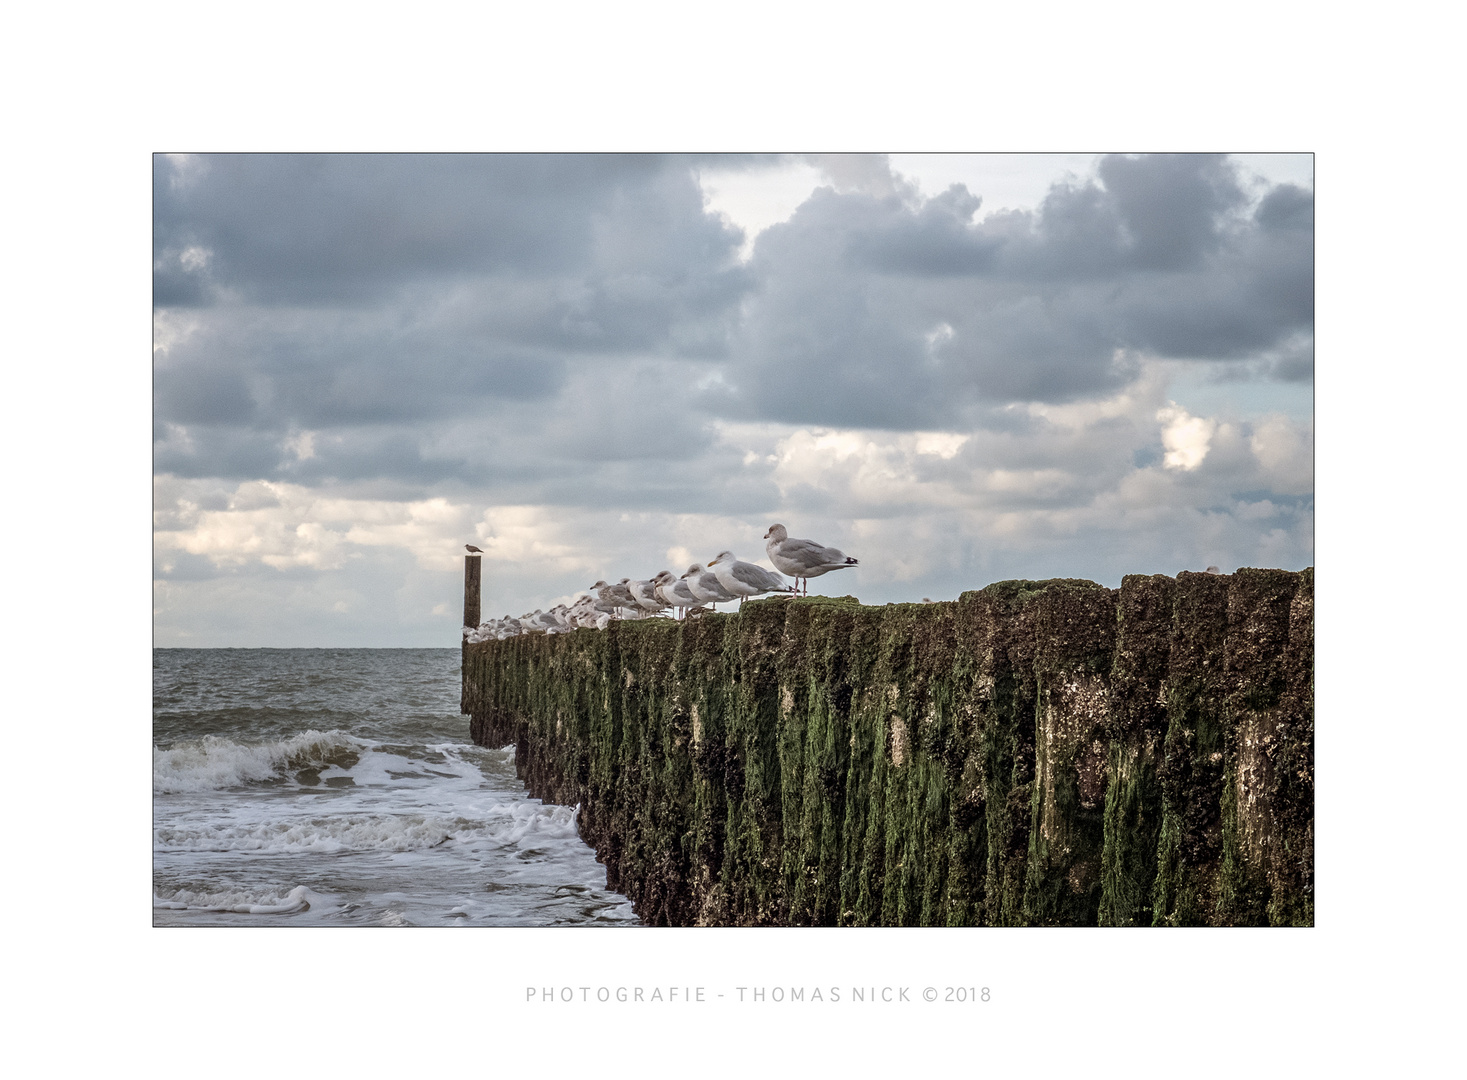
[464,571,1314,926]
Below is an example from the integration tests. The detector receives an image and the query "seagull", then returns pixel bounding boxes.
[683,564,737,610]
[627,577,671,617]
[653,570,707,619]
[592,579,638,610]
[763,524,858,596]
[465,544,484,554]
[1204,566,1222,575]
[707,551,795,605]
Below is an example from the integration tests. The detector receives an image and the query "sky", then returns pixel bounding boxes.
[153,152,1313,646]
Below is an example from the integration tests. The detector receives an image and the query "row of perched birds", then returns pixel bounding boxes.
[463,524,858,642]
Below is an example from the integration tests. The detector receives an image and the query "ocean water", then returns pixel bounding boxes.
[153,648,639,927]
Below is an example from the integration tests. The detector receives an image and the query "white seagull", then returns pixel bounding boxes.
[592,579,640,617]
[628,577,671,617]
[682,564,737,610]
[763,523,858,596]
[653,570,707,618]
[707,551,795,605]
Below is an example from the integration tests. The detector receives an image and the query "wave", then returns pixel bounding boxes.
[153,883,334,914]
[153,730,364,794]
[154,803,582,854]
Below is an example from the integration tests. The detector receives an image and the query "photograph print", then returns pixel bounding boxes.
[153,153,1313,927]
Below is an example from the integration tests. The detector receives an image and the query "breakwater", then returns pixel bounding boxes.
[461,568,1313,926]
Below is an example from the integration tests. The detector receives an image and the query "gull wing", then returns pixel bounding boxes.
[731,560,780,590]
[781,537,847,568]
[698,571,737,601]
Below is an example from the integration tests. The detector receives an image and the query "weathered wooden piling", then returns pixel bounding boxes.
[463,554,481,631]
[462,571,1314,927]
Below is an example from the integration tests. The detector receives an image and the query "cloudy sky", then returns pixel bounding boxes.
[153,153,1313,647]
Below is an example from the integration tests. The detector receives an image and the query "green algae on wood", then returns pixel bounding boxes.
[463,573,1314,927]
[1100,574,1174,926]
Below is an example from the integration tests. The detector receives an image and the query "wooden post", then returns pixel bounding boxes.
[464,554,481,629]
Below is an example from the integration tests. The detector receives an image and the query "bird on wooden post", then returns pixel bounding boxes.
[463,547,483,628]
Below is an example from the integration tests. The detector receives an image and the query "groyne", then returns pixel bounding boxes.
[461,569,1313,926]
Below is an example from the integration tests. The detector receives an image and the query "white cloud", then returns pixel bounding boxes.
[1024,361,1169,430]
[1157,404,1217,470]
[153,479,476,572]
[152,310,202,360]
[913,431,967,459]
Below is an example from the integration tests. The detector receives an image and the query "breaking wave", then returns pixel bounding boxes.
[153,730,364,794]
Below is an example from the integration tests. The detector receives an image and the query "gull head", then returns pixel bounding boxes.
[709,550,736,567]
[764,524,787,541]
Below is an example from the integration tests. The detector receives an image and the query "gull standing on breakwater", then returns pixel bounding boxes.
[653,570,707,619]
[763,524,858,596]
[683,564,737,611]
[707,551,796,606]
[592,579,640,618]
[628,577,671,617]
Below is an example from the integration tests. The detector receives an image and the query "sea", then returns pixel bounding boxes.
[153,648,640,927]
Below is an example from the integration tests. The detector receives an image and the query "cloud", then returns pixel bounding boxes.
[702,153,1312,431]
[154,154,740,303]
[154,477,477,573]
[1249,413,1314,493]
[152,154,1312,644]
[1157,404,1217,470]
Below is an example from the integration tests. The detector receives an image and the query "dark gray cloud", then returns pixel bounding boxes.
[153,155,1314,647]
[154,154,755,485]
[156,307,569,429]
[709,154,1312,428]
[155,153,1312,490]
[154,154,744,304]
[1096,152,1243,270]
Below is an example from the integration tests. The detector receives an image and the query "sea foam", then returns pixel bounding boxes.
[154,802,582,854]
[153,730,363,793]
[153,883,335,914]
